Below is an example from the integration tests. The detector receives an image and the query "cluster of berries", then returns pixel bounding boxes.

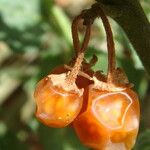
[34,4,140,150]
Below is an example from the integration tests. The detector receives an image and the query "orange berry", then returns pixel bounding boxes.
[34,72,83,128]
[73,87,140,150]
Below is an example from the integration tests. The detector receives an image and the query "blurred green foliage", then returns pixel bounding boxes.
[0,0,150,150]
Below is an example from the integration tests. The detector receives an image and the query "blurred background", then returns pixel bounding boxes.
[0,0,150,149]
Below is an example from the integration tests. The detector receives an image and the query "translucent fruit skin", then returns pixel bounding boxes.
[73,87,140,150]
[34,77,83,128]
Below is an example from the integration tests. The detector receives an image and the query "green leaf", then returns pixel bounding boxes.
[134,130,150,150]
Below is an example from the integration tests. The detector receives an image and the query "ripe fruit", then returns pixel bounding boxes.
[34,60,93,128]
[73,85,140,150]
[34,12,92,128]
[34,73,83,128]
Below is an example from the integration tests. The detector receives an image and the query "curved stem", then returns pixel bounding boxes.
[92,4,116,83]
[66,21,91,86]
[66,52,84,86]
[72,14,83,56]
[80,24,91,53]
[68,5,116,86]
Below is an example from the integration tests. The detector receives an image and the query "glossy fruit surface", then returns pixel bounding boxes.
[34,76,83,128]
[73,86,140,150]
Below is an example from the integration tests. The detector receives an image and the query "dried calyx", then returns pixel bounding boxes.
[76,3,133,92]
[48,13,92,93]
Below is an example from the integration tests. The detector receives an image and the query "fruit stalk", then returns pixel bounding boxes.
[92,4,116,83]
[66,16,92,87]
